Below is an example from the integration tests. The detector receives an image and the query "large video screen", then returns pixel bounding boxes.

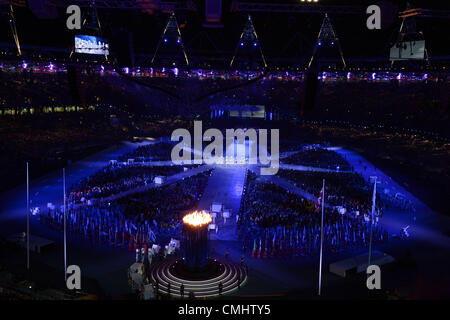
[74,35,109,55]
[390,40,425,61]
[229,105,265,119]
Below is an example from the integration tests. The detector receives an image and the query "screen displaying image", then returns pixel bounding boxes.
[390,40,425,60]
[229,105,265,118]
[74,35,109,55]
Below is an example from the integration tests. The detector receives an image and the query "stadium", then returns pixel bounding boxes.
[0,0,449,306]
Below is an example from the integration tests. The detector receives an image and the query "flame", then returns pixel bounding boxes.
[183,210,212,227]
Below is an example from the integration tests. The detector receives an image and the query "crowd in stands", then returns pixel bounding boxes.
[312,80,450,136]
[2,65,449,134]
[0,70,70,107]
[68,163,186,203]
[116,171,210,236]
[0,70,185,117]
[278,169,383,215]
[241,176,315,229]
[296,124,449,215]
[42,170,211,250]
[282,147,352,171]
[240,172,387,258]
[0,111,125,193]
[1,62,449,218]
[276,140,305,154]
[118,142,176,162]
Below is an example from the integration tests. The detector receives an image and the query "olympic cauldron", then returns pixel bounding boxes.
[182,210,212,271]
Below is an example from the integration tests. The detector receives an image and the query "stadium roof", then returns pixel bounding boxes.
[0,0,449,60]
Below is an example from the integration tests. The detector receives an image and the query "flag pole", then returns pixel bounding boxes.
[26,162,30,270]
[318,179,325,296]
[368,176,377,266]
[63,168,67,281]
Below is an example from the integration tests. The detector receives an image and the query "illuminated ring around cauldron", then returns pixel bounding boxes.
[150,258,247,298]
[149,211,247,297]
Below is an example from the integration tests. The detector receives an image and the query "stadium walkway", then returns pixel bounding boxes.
[197,165,247,241]
[249,165,337,210]
[333,147,450,249]
[73,164,213,208]
[0,140,154,225]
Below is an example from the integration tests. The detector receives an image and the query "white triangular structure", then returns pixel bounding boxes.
[308,14,346,69]
[230,15,267,69]
[151,12,189,66]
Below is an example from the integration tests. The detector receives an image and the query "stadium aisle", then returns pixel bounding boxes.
[0,141,153,231]
[198,165,246,241]
[334,147,450,249]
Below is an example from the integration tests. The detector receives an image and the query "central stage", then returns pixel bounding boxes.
[150,257,247,298]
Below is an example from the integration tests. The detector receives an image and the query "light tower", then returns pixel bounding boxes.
[151,12,189,67]
[230,14,267,70]
[308,13,346,69]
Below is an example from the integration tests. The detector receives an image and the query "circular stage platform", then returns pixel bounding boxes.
[150,258,247,298]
